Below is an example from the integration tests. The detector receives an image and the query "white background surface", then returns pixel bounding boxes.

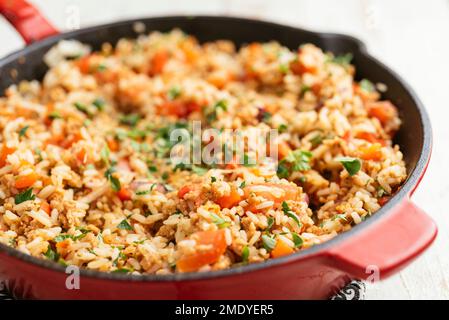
[0,0,448,299]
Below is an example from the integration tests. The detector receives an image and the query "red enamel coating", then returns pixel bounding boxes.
[0,0,58,44]
[0,1,438,300]
[327,199,437,280]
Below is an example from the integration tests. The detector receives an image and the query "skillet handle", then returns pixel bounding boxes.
[0,0,58,44]
[326,198,437,280]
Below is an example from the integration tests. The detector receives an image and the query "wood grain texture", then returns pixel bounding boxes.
[0,0,448,299]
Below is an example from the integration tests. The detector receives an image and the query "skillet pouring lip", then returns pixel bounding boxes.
[0,15,433,283]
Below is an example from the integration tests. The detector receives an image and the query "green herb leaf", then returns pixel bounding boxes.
[19,125,29,138]
[278,124,288,133]
[300,85,311,96]
[310,134,323,147]
[112,268,131,273]
[284,150,312,171]
[74,102,89,115]
[282,201,302,227]
[241,246,250,263]
[291,232,303,248]
[239,181,246,189]
[261,111,272,123]
[105,167,121,191]
[93,98,105,111]
[167,86,182,100]
[109,176,121,192]
[331,53,353,66]
[279,63,289,74]
[211,213,231,229]
[261,234,276,252]
[44,246,60,261]
[276,163,290,179]
[14,188,35,204]
[101,144,110,165]
[214,100,228,112]
[360,79,375,93]
[336,156,362,176]
[117,219,133,231]
[135,190,150,195]
[48,111,62,119]
[266,216,274,231]
[243,153,256,167]
[120,113,140,127]
[211,176,217,183]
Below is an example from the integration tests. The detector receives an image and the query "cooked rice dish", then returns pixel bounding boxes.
[0,29,406,274]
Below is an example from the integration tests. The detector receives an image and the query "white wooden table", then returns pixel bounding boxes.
[1,0,448,299]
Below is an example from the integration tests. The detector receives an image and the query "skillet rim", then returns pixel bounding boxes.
[0,15,433,283]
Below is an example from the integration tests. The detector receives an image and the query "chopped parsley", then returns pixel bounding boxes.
[300,84,311,96]
[112,268,131,274]
[261,111,272,123]
[261,234,276,252]
[120,113,140,127]
[105,167,121,191]
[291,232,303,248]
[282,201,302,228]
[241,246,250,263]
[74,102,90,115]
[266,216,274,231]
[279,63,289,74]
[277,149,312,178]
[310,134,323,147]
[44,246,60,261]
[135,190,151,196]
[48,111,62,119]
[211,213,231,229]
[100,144,110,165]
[278,124,288,133]
[167,86,182,100]
[14,188,35,204]
[331,53,353,66]
[18,125,29,138]
[211,176,217,183]
[336,157,362,176]
[92,98,105,111]
[360,79,375,92]
[117,219,133,231]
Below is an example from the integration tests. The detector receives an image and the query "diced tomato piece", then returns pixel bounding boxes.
[40,200,51,215]
[177,229,227,272]
[342,130,351,142]
[277,141,292,160]
[15,172,38,189]
[117,187,132,201]
[150,50,169,75]
[76,148,88,164]
[180,38,200,63]
[359,143,383,161]
[107,138,120,152]
[355,131,386,146]
[378,196,391,206]
[271,239,294,258]
[76,55,93,74]
[367,101,397,125]
[157,100,200,118]
[15,172,39,189]
[178,185,191,199]
[216,188,242,209]
[0,144,15,167]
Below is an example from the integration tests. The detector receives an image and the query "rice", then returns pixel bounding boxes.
[0,29,407,274]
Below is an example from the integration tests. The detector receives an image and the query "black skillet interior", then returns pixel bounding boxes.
[0,15,428,187]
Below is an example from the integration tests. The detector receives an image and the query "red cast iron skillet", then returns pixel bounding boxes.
[0,0,437,300]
